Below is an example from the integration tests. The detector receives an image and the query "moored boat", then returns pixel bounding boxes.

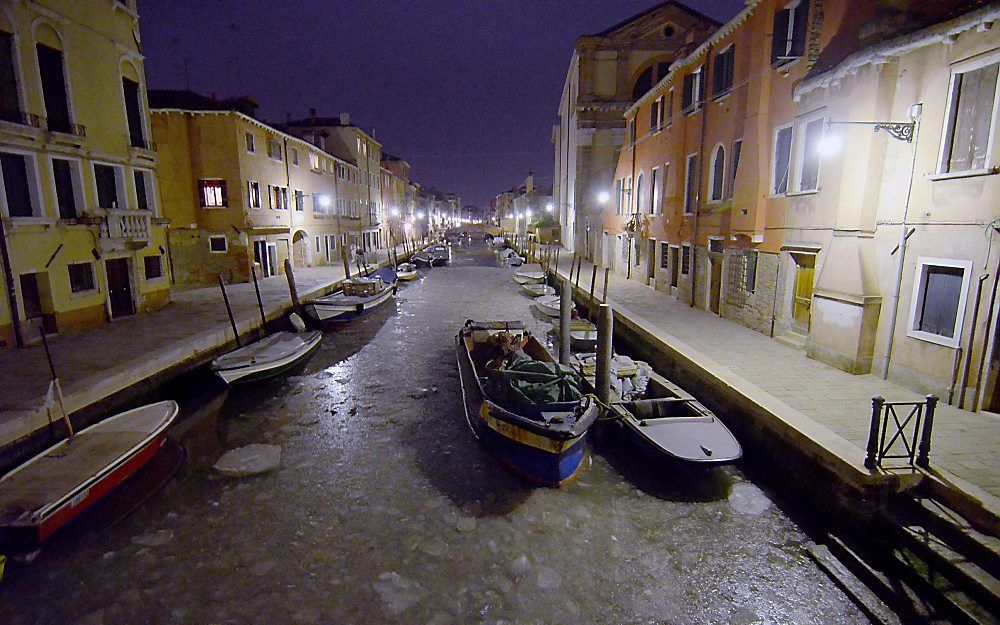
[521,283,555,297]
[306,276,395,323]
[553,318,598,350]
[212,330,323,385]
[424,244,451,266]
[456,321,599,486]
[534,294,561,316]
[0,401,180,547]
[396,263,418,281]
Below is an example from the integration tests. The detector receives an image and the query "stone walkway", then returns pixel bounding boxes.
[0,246,405,449]
[543,246,1000,512]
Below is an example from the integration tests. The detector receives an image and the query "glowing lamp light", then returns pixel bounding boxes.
[526,209,532,218]
[597,191,610,204]
[507,212,514,218]
[817,132,842,156]
[517,212,524,219]
[319,195,331,208]
[545,203,554,212]
[391,208,400,217]
[416,210,425,219]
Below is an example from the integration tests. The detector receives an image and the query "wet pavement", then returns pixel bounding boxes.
[0,242,869,625]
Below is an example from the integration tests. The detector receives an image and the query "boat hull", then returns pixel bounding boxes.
[306,288,394,323]
[0,401,179,547]
[397,270,418,281]
[215,332,322,385]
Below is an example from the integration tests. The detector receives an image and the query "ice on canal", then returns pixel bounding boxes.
[0,242,868,625]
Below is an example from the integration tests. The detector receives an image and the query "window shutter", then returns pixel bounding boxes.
[713,56,724,95]
[682,74,694,110]
[697,67,706,105]
[791,0,810,57]
[220,180,228,207]
[198,179,207,205]
[726,47,735,91]
[771,8,790,65]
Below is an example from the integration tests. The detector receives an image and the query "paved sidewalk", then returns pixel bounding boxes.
[0,246,405,449]
[544,247,999,510]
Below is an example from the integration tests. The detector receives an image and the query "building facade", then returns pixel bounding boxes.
[0,0,169,348]
[553,1,717,260]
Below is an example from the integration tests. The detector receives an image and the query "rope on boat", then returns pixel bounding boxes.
[584,394,622,422]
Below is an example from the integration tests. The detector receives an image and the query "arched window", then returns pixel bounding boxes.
[120,59,146,148]
[709,145,726,201]
[634,172,644,214]
[34,22,72,133]
[632,67,653,100]
[0,11,21,122]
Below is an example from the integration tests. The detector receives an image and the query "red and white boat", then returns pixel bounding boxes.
[0,400,179,546]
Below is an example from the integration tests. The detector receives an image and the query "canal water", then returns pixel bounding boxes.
[1,241,868,625]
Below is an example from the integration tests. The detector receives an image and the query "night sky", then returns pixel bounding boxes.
[140,1,744,207]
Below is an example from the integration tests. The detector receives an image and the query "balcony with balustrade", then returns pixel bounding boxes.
[99,208,152,253]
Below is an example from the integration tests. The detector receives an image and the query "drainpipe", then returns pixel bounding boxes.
[0,215,24,347]
[690,45,712,308]
[971,250,1000,410]
[880,111,921,379]
[627,114,638,280]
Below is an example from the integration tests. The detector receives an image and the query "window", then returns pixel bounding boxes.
[635,172,644,215]
[67,262,95,293]
[796,117,824,191]
[650,166,660,214]
[269,185,288,210]
[771,0,810,67]
[709,238,724,254]
[52,158,79,219]
[208,235,228,253]
[143,255,163,280]
[684,153,698,214]
[729,140,742,199]
[36,43,71,133]
[315,236,320,253]
[93,164,121,209]
[245,132,255,153]
[247,181,260,208]
[907,258,973,347]
[772,125,793,194]
[267,138,283,161]
[0,29,23,123]
[665,89,674,126]
[713,46,735,97]
[709,145,726,201]
[681,66,704,114]
[939,60,999,174]
[309,153,319,170]
[134,170,150,212]
[625,176,632,212]
[294,190,304,211]
[1,152,38,217]
[745,250,758,293]
[660,242,670,269]
[628,118,636,145]
[650,98,660,132]
[122,77,145,148]
[681,244,691,275]
[615,178,623,215]
[200,179,227,207]
[290,148,299,166]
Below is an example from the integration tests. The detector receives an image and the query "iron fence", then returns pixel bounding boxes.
[865,394,938,470]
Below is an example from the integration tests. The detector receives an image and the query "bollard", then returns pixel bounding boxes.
[559,277,572,366]
[595,304,613,407]
[865,396,885,470]
[916,395,938,468]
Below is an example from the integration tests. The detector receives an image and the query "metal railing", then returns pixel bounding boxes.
[104,208,152,241]
[865,394,938,470]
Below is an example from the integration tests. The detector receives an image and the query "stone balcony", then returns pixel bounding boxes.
[99,208,153,253]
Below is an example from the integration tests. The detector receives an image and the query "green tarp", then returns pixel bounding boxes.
[488,353,586,408]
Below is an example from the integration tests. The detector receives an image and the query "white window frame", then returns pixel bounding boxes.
[91,161,126,210]
[935,50,1000,176]
[142,253,165,283]
[683,152,698,215]
[67,261,97,295]
[708,143,726,202]
[132,167,157,216]
[247,180,261,209]
[680,243,692,275]
[208,235,228,253]
[650,166,660,215]
[771,123,793,196]
[635,171,644,215]
[48,154,84,220]
[906,257,973,348]
[200,178,226,208]
[792,112,826,192]
[245,131,255,153]
[0,149,44,219]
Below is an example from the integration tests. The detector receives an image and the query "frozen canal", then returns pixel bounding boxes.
[1,242,868,625]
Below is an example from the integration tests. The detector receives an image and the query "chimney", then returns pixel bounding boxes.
[309,107,317,121]
[340,112,350,125]
[526,171,535,194]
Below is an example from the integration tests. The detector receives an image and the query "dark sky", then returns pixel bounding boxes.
[140,1,744,207]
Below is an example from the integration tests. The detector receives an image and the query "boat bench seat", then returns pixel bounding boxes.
[628,398,693,419]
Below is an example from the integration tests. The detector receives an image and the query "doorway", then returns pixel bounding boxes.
[254,240,277,277]
[105,258,135,319]
[791,253,816,333]
[292,231,307,268]
[646,240,656,284]
[709,256,722,314]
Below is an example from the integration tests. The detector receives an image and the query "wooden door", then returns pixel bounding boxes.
[792,254,816,333]
[105,258,135,318]
[709,257,722,314]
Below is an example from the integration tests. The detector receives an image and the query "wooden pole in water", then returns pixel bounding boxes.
[588,265,598,315]
[283,259,301,314]
[602,267,610,303]
[573,254,582,291]
[595,303,613,407]
[559,277,572,366]
[341,242,352,279]
[250,266,266,336]
[219,275,241,348]
[39,327,73,438]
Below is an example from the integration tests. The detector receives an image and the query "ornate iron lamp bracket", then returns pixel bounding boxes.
[873,122,915,143]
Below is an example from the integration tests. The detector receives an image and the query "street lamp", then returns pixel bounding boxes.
[545,202,553,212]
[597,191,610,204]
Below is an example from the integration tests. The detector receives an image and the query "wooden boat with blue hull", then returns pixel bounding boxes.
[455,320,599,486]
[305,276,395,323]
[212,330,322,385]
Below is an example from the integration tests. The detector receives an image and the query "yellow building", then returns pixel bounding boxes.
[150,91,357,285]
[0,0,169,348]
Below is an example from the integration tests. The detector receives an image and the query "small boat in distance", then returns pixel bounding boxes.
[306,275,395,323]
[425,244,452,266]
[0,401,180,547]
[513,264,545,285]
[521,283,555,297]
[212,329,322,385]
[534,294,561,316]
[396,263,418,281]
[455,320,599,486]
[553,318,598,350]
